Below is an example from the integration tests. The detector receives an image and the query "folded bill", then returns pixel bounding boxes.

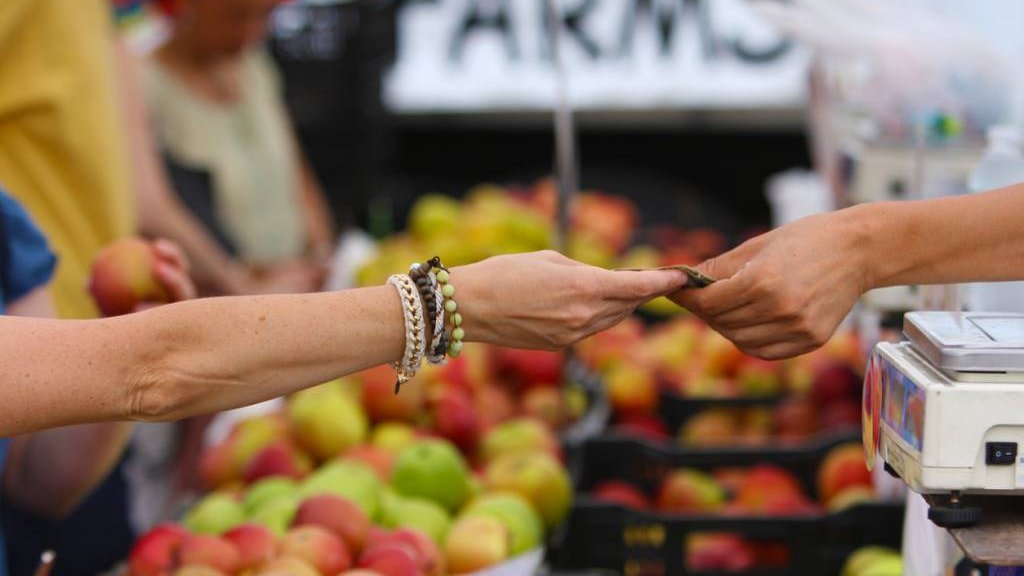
[616,264,716,288]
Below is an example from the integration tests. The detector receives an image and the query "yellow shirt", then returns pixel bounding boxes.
[0,0,134,318]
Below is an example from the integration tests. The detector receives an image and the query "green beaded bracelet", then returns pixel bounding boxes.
[428,257,464,358]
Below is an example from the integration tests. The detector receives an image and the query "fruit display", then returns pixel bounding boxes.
[840,546,903,576]
[551,436,903,575]
[132,435,568,575]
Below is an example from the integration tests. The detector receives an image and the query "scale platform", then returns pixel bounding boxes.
[865,312,1024,534]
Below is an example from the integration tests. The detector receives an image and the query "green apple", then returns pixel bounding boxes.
[370,422,417,455]
[243,476,297,514]
[379,494,452,545]
[298,461,379,519]
[183,492,245,535]
[288,385,368,462]
[392,439,469,512]
[249,494,299,536]
[479,418,558,465]
[463,492,543,555]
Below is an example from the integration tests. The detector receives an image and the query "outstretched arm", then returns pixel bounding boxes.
[671,184,1024,359]
[0,252,685,436]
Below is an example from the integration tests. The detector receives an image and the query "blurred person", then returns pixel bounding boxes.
[142,0,336,288]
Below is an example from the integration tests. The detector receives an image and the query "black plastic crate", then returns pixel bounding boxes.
[550,436,903,576]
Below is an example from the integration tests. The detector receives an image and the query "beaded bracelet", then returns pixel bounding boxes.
[431,264,464,358]
[409,263,447,365]
[387,274,428,394]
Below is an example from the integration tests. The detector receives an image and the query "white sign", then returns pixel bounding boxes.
[385,0,810,112]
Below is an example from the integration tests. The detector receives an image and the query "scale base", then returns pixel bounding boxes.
[924,494,1024,565]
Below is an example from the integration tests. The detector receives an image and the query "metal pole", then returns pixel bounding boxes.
[546,0,578,253]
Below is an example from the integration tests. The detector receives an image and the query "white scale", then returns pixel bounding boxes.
[865,311,1024,528]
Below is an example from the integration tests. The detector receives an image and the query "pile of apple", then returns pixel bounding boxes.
[587,443,875,572]
[132,432,572,576]
[576,315,865,443]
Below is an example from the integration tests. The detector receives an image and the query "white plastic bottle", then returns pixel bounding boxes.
[967,125,1024,312]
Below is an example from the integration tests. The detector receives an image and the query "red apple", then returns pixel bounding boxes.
[198,442,237,492]
[492,348,563,388]
[572,193,638,253]
[774,398,818,440]
[255,556,320,576]
[737,357,783,396]
[818,443,873,505]
[129,524,188,576]
[701,332,746,378]
[429,387,479,453]
[736,465,804,512]
[473,384,517,431]
[678,409,738,447]
[683,228,728,260]
[819,400,862,430]
[811,362,861,405]
[656,469,725,513]
[280,525,352,576]
[293,494,372,555]
[357,543,421,576]
[88,237,170,316]
[364,528,442,576]
[360,365,425,423]
[178,534,241,574]
[592,481,650,509]
[243,441,313,484]
[341,446,395,482]
[611,414,670,442]
[223,524,278,571]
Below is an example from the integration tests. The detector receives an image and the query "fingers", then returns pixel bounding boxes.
[603,269,690,301]
[155,258,197,302]
[152,238,191,276]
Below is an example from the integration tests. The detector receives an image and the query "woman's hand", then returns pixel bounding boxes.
[151,239,197,303]
[455,251,688,350]
[669,211,871,360]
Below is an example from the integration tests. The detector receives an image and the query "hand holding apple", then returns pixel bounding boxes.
[89,237,196,316]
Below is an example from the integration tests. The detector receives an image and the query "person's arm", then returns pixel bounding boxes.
[113,38,252,295]
[0,251,685,436]
[671,184,1024,359]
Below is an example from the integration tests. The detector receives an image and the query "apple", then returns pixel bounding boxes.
[712,468,748,497]
[472,384,517,431]
[462,492,543,556]
[128,524,188,576]
[444,516,510,574]
[409,193,462,240]
[243,441,313,484]
[294,494,371,555]
[478,418,559,465]
[520,387,566,429]
[244,476,298,514]
[280,525,352,575]
[392,439,470,512]
[818,443,873,504]
[758,491,821,516]
[250,495,300,536]
[737,357,782,396]
[736,465,804,512]
[592,481,650,510]
[656,469,725,513]
[484,451,572,529]
[199,442,237,491]
[340,572,387,576]
[604,361,658,416]
[492,348,563,388]
[88,237,170,316]
[841,546,901,576]
[575,317,645,372]
[572,192,637,254]
[678,409,738,447]
[820,400,862,430]
[683,228,728,260]
[686,533,755,572]
[811,362,862,405]
[701,331,745,378]
[433,348,489,391]
[289,385,368,461]
[370,422,418,456]
[341,445,395,482]
[360,365,425,423]
[299,461,381,519]
[255,556,321,576]
[229,414,290,477]
[429,387,479,453]
[224,523,278,571]
[183,492,245,535]
[363,528,443,576]
[357,543,421,576]
[378,494,452,545]
[827,486,876,512]
[178,534,241,574]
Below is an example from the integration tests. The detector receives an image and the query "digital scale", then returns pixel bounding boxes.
[865,311,1024,529]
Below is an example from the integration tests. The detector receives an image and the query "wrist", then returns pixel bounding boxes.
[843,201,900,291]
[449,265,492,345]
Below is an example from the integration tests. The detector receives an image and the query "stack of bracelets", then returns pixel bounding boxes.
[387,256,465,394]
